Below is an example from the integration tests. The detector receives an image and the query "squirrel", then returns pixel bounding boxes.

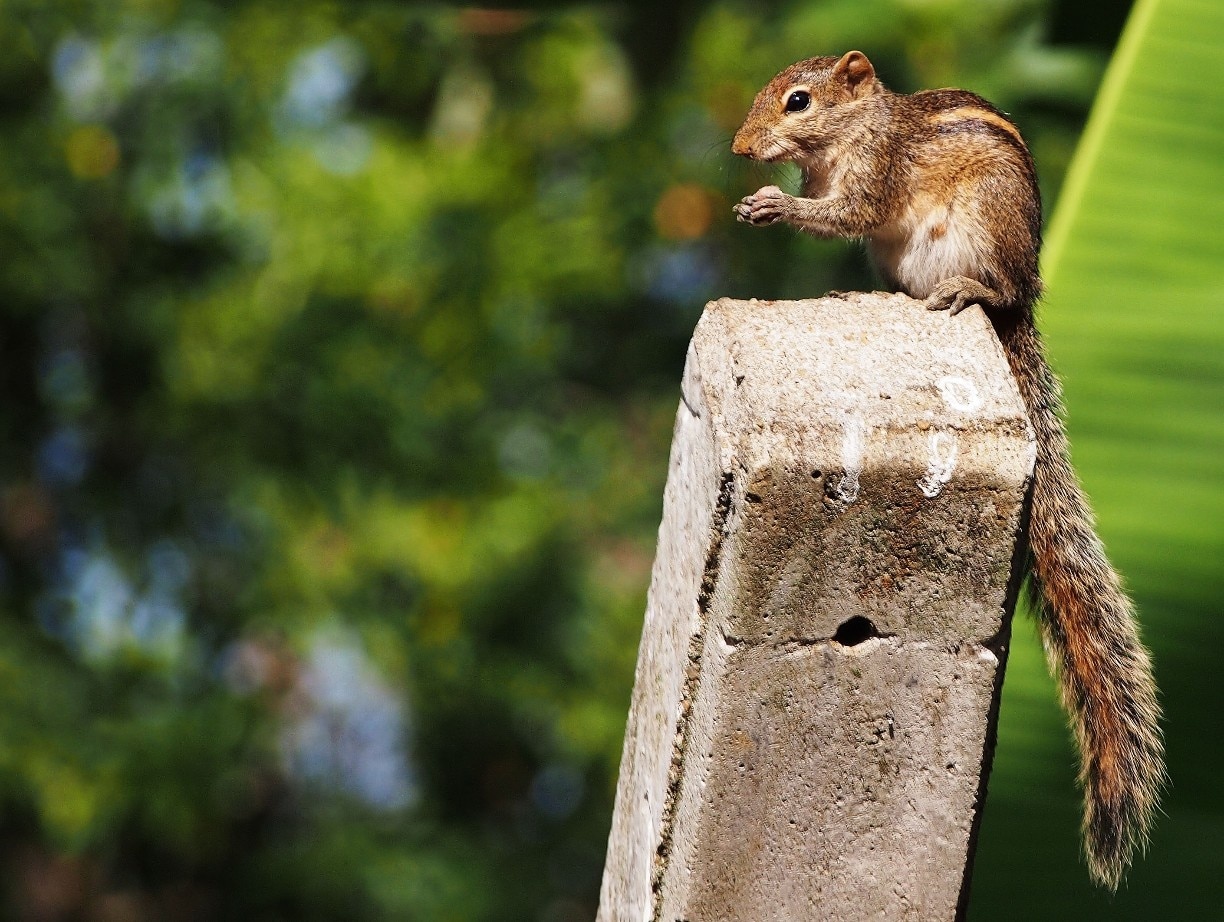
[730,50,1164,890]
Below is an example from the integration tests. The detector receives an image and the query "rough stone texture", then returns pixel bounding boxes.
[597,294,1036,922]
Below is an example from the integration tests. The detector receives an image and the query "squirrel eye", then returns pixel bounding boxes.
[785,90,811,113]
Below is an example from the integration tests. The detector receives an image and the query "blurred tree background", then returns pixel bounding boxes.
[0,0,1219,919]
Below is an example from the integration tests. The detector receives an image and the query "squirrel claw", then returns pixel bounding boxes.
[926,295,968,315]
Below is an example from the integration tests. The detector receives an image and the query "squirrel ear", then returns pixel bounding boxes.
[833,50,875,97]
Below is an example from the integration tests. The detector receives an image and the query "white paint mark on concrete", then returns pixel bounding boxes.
[917,431,958,498]
[835,412,867,502]
[936,375,983,413]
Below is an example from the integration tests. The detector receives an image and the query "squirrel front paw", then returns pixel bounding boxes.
[733,185,791,226]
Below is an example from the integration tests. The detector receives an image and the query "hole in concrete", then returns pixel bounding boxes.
[833,616,877,647]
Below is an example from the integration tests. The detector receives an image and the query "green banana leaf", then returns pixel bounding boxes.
[970,0,1224,917]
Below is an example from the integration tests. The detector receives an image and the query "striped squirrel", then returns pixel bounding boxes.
[730,50,1164,889]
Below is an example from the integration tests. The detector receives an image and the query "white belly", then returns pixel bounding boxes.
[868,207,990,298]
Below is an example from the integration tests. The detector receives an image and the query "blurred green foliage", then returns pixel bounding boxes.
[4,0,1217,919]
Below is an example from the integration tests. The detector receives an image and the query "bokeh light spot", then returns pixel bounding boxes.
[65,125,120,179]
[653,184,714,240]
[457,9,532,36]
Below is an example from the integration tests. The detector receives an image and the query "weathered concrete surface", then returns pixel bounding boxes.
[597,294,1036,922]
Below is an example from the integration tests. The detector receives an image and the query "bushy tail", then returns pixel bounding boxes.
[998,317,1165,889]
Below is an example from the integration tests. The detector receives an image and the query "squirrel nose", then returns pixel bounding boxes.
[731,132,753,158]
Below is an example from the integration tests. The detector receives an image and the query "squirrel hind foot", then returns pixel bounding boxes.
[923,275,1001,315]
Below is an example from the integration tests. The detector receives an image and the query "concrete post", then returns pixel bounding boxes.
[597,294,1035,922]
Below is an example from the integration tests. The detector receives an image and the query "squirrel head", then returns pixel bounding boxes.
[731,51,882,162]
